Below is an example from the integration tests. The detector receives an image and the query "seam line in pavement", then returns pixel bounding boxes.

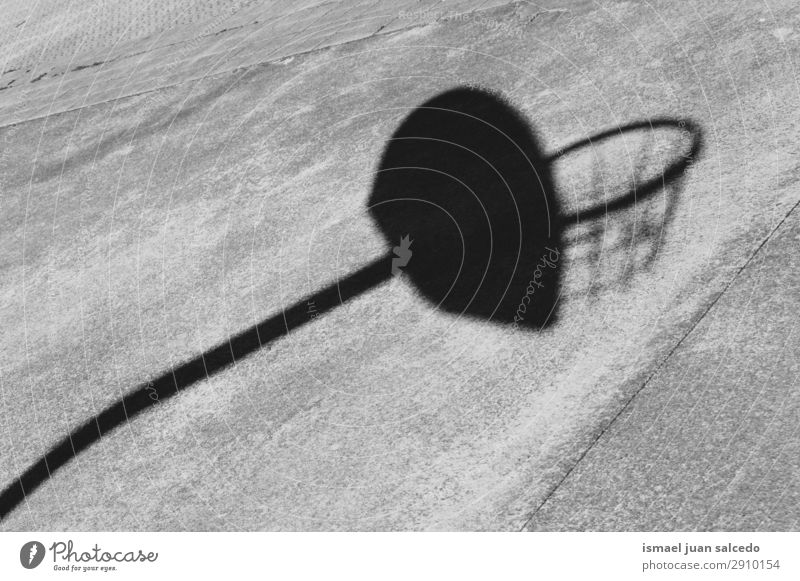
[519,194,800,531]
[0,2,513,131]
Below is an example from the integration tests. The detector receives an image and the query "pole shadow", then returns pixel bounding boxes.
[0,87,703,521]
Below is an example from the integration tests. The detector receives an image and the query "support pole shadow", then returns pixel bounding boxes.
[0,87,702,521]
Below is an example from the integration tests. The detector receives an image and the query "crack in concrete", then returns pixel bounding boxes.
[0,1,518,130]
[519,194,800,531]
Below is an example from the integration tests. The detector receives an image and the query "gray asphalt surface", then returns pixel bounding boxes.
[0,0,798,530]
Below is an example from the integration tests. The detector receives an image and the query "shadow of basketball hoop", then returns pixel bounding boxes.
[0,86,703,520]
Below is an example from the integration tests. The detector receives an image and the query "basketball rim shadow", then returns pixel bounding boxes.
[0,87,702,521]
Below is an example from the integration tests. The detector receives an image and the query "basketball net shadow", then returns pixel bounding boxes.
[0,88,702,520]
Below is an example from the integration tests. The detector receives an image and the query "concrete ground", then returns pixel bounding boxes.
[0,0,798,530]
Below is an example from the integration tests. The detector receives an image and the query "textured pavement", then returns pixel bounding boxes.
[0,0,516,126]
[529,207,800,530]
[0,0,798,530]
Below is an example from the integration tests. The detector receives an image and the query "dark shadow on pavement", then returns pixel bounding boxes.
[0,87,702,521]
[369,87,561,328]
